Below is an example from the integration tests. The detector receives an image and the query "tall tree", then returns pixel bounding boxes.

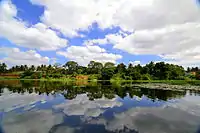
[30,65,35,71]
[101,67,115,80]
[64,61,78,74]
[88,61,103,74]
[187,67,191,72]
[0,63,7,73]
[104,62,115,68]
[116,63,126,74]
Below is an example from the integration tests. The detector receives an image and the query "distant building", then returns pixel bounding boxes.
[185,71,196,76]
[76,75,88,80]
[190,71,196,76]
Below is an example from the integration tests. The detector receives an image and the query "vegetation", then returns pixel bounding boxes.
[0,61,199,81]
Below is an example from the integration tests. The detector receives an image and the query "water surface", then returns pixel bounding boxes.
[0,80,200,133]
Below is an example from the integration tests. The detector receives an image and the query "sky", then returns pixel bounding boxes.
[0,0,200,67]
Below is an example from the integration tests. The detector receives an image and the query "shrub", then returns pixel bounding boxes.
[20,70,34,79]
[88,74,101,81]
[141,74,151,80]
[111,73,123,81]
[30,72,43,79]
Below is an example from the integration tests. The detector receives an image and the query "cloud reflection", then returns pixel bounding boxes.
[2,110,63,133]
[54,94,122,117]
[86,97,200,133]
[0,89,49,112]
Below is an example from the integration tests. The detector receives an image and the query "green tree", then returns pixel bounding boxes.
[143,61,155,75]
[130,70,142,80]
[64,61,79,74]
[88,61,103,74]
[24,65,28,71]
[142,74,151,80]
[77,66,87,74]
[0,63,7,73]
[116,63,126,74]
[53,63,62,69]
[187,67,191,72]
[195,71,200,80]
[30,65,35,71]
[101,67,115,80]
[104,62,115,68]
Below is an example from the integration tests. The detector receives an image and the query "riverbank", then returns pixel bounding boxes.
[0,77,200,85]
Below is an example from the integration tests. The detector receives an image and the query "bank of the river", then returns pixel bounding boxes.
[0,77,200,84]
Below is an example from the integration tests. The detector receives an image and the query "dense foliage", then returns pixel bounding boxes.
[0,61,198,80]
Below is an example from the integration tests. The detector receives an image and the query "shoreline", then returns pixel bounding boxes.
[0,78,200,83]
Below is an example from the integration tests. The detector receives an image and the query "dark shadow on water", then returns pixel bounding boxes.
[0,80,197,101]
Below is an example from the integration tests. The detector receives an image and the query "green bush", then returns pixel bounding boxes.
[111,73,123,81]
[88,74,101,81]
[184,77,192,81]
[51,74,62,78]
[20,70,34,79]
[130,71,142,80]
[30,72,43,79]
[141,74,151,80]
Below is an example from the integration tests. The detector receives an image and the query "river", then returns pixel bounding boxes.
[0,80,200,133]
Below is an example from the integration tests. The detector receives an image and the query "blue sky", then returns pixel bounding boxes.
[0,0,200,67]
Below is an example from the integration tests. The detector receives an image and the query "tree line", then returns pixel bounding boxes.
[0,61,199,80]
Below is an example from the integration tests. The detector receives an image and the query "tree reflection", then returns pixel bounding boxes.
[0,80,195,101]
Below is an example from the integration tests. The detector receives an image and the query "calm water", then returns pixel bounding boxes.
[0,80,200,133]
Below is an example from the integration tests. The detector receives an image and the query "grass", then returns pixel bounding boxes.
[0,77,200,85]
[110,79,200,85]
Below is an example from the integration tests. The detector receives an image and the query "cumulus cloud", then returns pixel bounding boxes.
[57,45,122,66]
[112,0,200,31]
[0,47,50,66]
[29,0,200,32]
[54,94,122,117]
[30,0,120,36]
[0,0,67,51]
[113,23,200,54]
[84,23,200,67]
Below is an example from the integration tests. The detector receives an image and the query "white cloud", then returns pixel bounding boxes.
[84,22,200,67]
[83,33,126,46]
[112,0,200,31]
[57,45,122,66]
[0,47,50,66]
[113,23,200,55]
[30,0,120,36]
[29,0,200,33]
[54,94,122,117]
[0,0,67,51]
